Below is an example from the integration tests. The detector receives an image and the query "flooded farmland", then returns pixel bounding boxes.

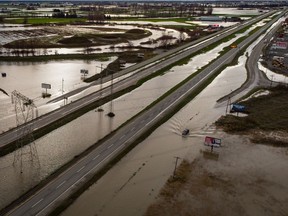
[0,7,285,214]
[0,20,261,210]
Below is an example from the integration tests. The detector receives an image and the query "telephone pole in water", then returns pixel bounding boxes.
[173,156,181,179]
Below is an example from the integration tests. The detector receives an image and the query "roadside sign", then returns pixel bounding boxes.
[204,136,221,147]
[41,83,51,89]
[80,69,89,74]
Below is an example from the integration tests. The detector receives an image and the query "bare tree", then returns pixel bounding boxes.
[127,40,134,48]
[159,32,173,49]
[198,5,205,16]
[23,16,28,24]
[0,16,4,24]
[84,44,92,54]
[178,31,186,43]
[42,48,48,56]
[206,6,213,15]
[29,40,35,56]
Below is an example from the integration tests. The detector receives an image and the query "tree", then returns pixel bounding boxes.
[159,32,173,49]
[23,16,28,24]
[0,16,4,24]
[198,5,205,16]
[178,30,186,43]
[42,48,48,56]
[127,41,134,48]
[206,6,213,15]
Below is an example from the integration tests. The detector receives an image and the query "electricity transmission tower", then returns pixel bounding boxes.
[11,90,39,173]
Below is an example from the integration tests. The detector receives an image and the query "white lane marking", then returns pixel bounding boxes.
[92,155,100,160]
[62,100,92,115]
[56,181,66,189]
[107,144,113,149]
[131,127,135,131]
[120,135,125,140]
[77,166,85,173]
[15,16,270,216]
[31,198,43,208]
[62,106,79,115]
[35,143,125,216]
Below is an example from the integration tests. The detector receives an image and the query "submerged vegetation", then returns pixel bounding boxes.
[216,85,288,147]
[3,28,152,49]
[216,85,288,132]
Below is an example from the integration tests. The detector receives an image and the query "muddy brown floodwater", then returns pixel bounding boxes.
[0,28,248,210]
[0,20,274,211]
[144,132,288,216]
[60,53,248,216]
[0,20,264,210]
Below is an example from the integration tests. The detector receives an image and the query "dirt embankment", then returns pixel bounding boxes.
[3,28,151,49]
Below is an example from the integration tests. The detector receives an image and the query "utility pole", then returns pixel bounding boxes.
[270,74,274,87]
[97,64,104,112]
[173,156,181,179]
[226,96,231,114]
[107,71,115,117]
[62,78,64,95]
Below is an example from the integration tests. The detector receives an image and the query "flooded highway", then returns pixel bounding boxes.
[0,16,283,212]
[60,48,249,216]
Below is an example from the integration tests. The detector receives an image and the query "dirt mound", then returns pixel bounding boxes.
[58,36,92,45]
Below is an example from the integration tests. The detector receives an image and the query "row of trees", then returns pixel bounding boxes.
[52,9,77,18]
[129,4,213,17]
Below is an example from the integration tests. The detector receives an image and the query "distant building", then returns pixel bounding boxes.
[197,16,223,22]
[271,41,288,50]
[227,16,242,22]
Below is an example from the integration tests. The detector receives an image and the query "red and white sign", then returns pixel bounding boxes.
[274,41,287,49]
[204,136,221,147]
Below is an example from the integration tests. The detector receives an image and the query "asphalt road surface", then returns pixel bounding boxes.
[0,11,275,149]
[3,10,286,216]
[217,12,285,103]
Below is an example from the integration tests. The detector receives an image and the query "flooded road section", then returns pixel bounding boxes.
[0,58,117,132]
[0,20,275,210]
[60,49,250,216]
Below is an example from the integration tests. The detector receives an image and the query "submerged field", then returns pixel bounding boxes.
[216,85,288,146]
[145,86,288,216]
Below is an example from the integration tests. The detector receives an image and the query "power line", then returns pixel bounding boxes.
[11,90,39,173]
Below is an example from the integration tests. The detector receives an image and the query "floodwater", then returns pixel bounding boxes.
[0,21,263,210]
[0,18,266,133]
[0,57,118,133]
[0,24,186,55]
[60,43,251,216]
[213,7,262,16]
[259,62,288,85]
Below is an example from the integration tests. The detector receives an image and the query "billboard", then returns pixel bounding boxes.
[80,69,89,74]
[204,136,221,147]
[41,83,51,89]
[272,41,287,49]
[231,104,246,113]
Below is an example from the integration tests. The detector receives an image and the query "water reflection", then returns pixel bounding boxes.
[0,58,116,132]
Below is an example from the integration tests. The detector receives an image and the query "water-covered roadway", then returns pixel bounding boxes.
[0,11,274,150]
[4,10,284,216]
